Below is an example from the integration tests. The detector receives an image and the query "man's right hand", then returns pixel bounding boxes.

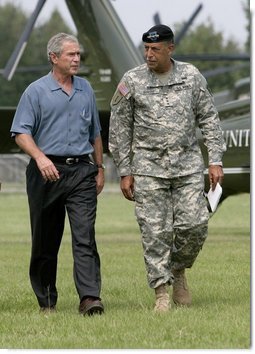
[35,155,59,182]
[15,134,59,182]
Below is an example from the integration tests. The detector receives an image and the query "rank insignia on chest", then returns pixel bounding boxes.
[174,84,192,91]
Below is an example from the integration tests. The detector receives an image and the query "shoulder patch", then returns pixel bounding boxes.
[118,82,130,96]
[111,81,131,106]
[111,90,124,106]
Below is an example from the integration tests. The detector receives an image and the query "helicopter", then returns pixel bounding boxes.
[0,0,250,201]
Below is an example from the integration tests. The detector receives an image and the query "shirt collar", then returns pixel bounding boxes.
[47,72,83,92]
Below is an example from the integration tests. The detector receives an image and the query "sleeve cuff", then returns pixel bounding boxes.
[210,162,223,166]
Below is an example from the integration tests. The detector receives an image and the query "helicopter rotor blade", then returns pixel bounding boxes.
[175,3,203,45]
[2,0,47,81]
[202,63,250,78]
[153,12,162,25]
[173,53,250,61]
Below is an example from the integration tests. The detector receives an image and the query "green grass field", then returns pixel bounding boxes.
[0,186,250,349]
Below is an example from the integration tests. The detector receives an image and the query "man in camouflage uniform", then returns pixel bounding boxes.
[109,24,226,312]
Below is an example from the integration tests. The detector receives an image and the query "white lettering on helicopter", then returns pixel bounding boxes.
[99,68,112,83]
[223,129,250,148]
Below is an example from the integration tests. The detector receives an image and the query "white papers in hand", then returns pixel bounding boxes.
[207,183,222,213]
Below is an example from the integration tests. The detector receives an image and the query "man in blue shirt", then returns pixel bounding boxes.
[10,33,105,316]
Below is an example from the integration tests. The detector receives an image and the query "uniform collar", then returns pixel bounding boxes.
[147,59,186,87]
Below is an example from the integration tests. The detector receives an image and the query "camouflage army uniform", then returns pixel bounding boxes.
[109,59,226,289]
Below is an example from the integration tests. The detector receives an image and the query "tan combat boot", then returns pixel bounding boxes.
[154,284,170,312]
[172,269,192,306]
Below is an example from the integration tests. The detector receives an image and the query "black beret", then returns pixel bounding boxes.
[142,24,174,43]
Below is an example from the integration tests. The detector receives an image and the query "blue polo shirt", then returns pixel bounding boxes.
[10,72,101,156]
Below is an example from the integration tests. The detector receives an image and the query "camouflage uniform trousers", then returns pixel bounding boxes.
[134,172,209,289]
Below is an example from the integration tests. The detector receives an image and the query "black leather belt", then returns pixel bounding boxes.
[47,155,90,165]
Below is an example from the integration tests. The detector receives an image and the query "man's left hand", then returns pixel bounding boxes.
[96,168,104,195]
[208,165,224,191]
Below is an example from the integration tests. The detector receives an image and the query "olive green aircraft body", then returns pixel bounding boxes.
[0,0,250,201]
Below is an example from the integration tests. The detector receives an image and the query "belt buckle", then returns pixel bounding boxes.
[66,157,75,165]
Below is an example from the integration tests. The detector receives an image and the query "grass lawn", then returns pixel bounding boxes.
[0,186,250,349]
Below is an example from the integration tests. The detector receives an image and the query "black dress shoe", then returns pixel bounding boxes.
[79,297,104,316]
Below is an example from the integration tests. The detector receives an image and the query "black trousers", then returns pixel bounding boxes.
[26,158,101,308]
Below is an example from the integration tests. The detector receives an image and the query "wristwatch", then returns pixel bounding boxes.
[97,163,106,169]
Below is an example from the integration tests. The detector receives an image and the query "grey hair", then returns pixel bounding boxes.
[47,33,79,64]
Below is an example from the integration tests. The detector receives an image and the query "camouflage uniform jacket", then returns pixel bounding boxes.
[109,60,226,178]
